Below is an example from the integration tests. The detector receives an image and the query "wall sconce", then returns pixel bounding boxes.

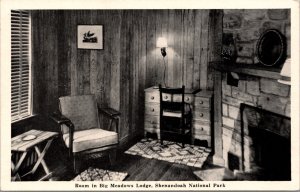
[156,37,168,87]
[278,58,291,85]
[156,37,168,57]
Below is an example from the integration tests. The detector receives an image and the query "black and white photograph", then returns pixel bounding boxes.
[1,0,299,191]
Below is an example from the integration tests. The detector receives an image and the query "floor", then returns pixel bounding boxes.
[26,149,204,181]
[17,137,284,181]
[20,137,209,181]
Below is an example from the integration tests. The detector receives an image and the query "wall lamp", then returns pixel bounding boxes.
[156,37,168,57]
[156,37,168,87]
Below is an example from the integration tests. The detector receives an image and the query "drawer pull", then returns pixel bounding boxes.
[199,113,203,117]
[186,97,190,101]
[201,127,204,131]
[199,100,203,104]
[164,96,168,99]
[152,108,155,112]
[151,96,155,100]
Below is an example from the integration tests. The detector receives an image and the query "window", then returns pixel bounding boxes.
[11,10,32,122]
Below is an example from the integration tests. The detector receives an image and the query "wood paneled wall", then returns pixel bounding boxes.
[31,10,222,142]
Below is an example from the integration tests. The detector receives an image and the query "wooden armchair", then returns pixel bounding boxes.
[51,95,120,173]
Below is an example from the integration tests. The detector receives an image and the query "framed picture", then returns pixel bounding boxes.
[77,25,103,50]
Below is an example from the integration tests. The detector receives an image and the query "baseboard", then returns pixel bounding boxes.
[118,131,143,152]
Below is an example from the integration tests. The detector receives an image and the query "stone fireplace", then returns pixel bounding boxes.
[219,9,291,180]
[221,74,291,180]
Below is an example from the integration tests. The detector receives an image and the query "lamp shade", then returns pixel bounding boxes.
[156,37,168,48]
[278,58,291,85]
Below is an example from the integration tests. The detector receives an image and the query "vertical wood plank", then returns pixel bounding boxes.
[109,10,121,111]
[167,10,175,87]
[145,10,157,87]
[210,10,224,160]
[173,10,183,87]
[70,10,78,96]
[77,11,91,95]
[193,10,202,90]
[137,10,148,136]
[43,11,59,114]
[131,10,139,135]
[200,10,209,90]
[208,10,223,90]
[31,10,43,114]
[161,10,169,88]
[155,10,163,86]
[119,10,132,139]
[58,11,71,97]
[103,10,112,108]
[181,10,188,87]
[185,10,195,89]
[90,11,99,98]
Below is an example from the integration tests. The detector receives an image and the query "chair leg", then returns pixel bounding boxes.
[73,155,77,174]
[109,149,117,166]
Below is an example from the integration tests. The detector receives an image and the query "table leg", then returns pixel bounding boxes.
[12,152,27,175]
[11,159,21,181]
[31,139,53,180]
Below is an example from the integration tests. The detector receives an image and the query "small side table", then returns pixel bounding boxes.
[11,129,58,181]
[99,107,121,134]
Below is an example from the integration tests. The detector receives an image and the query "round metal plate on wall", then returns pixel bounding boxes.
[256,29,286,67]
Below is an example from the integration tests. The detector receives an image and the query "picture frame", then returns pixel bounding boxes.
[77,25,103,50]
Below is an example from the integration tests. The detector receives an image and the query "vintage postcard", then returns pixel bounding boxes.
[1,0,299,191]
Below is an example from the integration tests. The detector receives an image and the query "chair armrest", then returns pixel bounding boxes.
[98,107,121,118]
[50,112,74,157]
[51,112,71,125]
[98,107,121,134]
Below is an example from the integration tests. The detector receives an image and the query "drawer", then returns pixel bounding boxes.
[161,93,171,101]
[195,96,210,108]
[146,91,194,104]
[145,91,159,103]
[161,93,194,104]
[145,103,160,115]
[193,121,211,135]
[144,115,159,125]
[173,94,194,104]
[194,108,210,121]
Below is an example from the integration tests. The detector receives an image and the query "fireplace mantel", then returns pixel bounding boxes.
[212,62,281,80]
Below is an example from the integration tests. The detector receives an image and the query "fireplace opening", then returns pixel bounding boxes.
[228,152,240,171]
[241,104,291,181]
[251,127,291,180]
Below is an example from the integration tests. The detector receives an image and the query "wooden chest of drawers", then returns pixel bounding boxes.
[144,86,213,147]
[193,90,213,147]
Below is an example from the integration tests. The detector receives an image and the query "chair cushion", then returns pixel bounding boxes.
[59,95,99,132]
[63,128,118,153]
